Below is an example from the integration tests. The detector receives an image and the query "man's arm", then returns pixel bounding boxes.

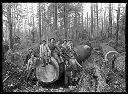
[46,44,51,54]
[55,44,61,52]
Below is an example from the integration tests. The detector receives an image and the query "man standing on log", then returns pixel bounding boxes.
[61,39,68,50]
[40,40,51,66]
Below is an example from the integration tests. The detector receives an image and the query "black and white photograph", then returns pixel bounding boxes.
[2,3,126,92]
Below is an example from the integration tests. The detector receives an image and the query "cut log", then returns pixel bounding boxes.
[36,57,64,83]
[35,44,92,84]
[100,43,119,62]
[74,45,92,65]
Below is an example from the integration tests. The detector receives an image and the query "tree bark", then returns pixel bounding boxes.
[31,4,35,43]
[42,4,45,40]
[104,9,106,33]
[74,5,77,40]
[87,12,88,32]
[82,5,84,29]
[7,3,13,50]
[54,3,58,31]
[13,3,16,37]
[64,3,68,40]
[96,3,98,34]
[101,3,103,37]
[116,3,121,47]
[109,3,112,38]
[93,4,96,33]
[101,17,103,37]
[91,3,93,38]
[38,3,42,44]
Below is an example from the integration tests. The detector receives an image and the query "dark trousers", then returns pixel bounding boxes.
[26,68,35,82]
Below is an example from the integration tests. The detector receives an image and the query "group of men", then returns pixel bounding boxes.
[39,38,74,66]
[25,38,75,82]
[26,38,74,71]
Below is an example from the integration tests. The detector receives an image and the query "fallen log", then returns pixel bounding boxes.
[35,45,92,84]
[73,45,92,65]
[36,57,64,83]
[100,43,119,62]
[100,43,125,73]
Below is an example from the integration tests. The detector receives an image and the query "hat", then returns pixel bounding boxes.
[68,39,72,41]
[50,38,55,41]
[42,40,46,42]
[28,48,33,53]
[64,39,67,41]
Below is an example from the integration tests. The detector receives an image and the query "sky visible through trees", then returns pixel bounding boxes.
[3,3,126,31]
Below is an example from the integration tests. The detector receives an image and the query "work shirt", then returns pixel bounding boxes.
[61,43,67,49]
[40,44,51,57]
[48,43,61,55]
[67,42,73,50]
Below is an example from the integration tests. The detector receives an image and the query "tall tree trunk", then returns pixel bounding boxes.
[93,4,96,34]
[91,3,93,38]
[109,3,112,38]
[41,4,44,40]
[116,3,121,47]
[87,12,88,32]
[104,9,106,36]
[96,3,98,35]
[101,3,103,37]
[82,5,84,29]
[77,13,80,40]
[7,3,13,50]
[54,3,58,31]
[39,3,42,44]
[64,3,68,39]
[13,3,16,37]
[31,3,35,43]
[101,17,103,37]
[74,6,77,40]
[44,4,47,40]
[32,16,35,43]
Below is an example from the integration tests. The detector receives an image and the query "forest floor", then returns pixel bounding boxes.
[2,40,126,92]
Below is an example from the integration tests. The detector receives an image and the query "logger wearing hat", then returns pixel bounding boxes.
[40,39,51,66]
[48,38,62,63]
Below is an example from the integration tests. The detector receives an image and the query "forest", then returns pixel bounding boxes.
[2,3,126,92]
